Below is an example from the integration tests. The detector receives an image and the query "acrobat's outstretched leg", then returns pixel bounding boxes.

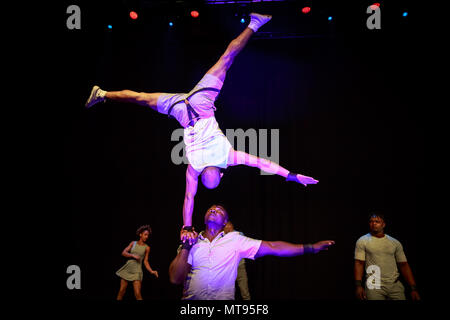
[84,13,271,110]
[205,13,272,83]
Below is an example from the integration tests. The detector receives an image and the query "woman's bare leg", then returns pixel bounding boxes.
[132,280,143,300]
[116,279,128,300]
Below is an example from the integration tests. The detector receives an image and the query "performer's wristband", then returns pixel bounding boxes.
[182,226,194,232]
[286,172,297,182]
[355,280,363,287]
[303,244,315,254]
[180,240,193,250]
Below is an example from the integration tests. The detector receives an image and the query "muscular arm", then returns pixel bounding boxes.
[169,249,192,284]
[254,240,334,258]
[183,165,200,227]
[354,259,367,300]
[228,150,289,177]
[227,149,318,186]
[354,259,365,282]
[398,262,420,300]
[397,262,417,287]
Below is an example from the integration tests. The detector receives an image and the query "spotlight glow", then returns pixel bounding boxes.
[129,11,138,20]
[402,12,408,17]
[191,10,199,18]
[240,18,245,23]
[302,7,311,14]
[328,16,333,21]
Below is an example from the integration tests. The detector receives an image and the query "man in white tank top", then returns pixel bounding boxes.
[85,13,319,243]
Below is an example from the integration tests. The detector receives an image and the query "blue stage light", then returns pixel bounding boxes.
[328,16,333,21]
[169,22,174,26]
[107,25,112,29]
[402,12,408,17]
[240,18,245,23]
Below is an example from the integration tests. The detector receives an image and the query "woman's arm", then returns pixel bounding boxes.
[122,242,139,260]
[143,246,158,278]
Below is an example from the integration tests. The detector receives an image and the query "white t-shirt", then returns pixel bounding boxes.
[181,231,262,300]
[354,233,407,284]
[183,117,232,172]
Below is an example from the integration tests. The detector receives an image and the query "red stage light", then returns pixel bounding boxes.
[129,11,138,20]
[370,3,381,10]
[302,7,311,14]
[191,10,199,18]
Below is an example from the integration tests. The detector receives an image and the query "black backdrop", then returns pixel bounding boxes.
[53,0,429,301]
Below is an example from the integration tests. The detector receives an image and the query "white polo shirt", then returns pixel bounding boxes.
[181,230,262,300]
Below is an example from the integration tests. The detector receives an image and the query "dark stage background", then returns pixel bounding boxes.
[54,0,427,301]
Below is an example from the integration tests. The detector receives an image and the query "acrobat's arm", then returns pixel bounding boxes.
[181,165,200,241]
[227,149,318,186]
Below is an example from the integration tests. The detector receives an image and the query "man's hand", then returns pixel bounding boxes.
[312,240,335,253]
[356,286,367,300]
[180,227,198,246]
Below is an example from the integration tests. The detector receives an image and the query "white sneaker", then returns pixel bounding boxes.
[85,85,106,108]
[248,13,272,32]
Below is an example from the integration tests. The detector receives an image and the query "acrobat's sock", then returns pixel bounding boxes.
[248,13,272,32]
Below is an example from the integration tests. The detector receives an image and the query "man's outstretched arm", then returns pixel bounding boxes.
[254,240,334,258]
[181,165,200,242]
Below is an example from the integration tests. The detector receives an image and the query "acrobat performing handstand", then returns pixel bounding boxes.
[85,13,319,242]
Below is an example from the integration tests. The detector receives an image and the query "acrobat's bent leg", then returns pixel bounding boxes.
[105,90,162,111]
[85,85,162,111]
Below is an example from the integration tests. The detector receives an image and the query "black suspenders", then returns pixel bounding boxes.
[167,87,220,127]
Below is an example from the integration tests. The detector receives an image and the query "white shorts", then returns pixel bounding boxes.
[156,74,224,128]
